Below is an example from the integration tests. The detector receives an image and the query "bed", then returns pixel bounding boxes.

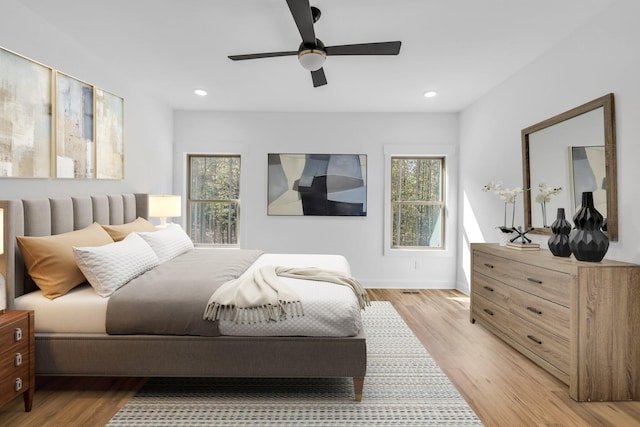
[0,194,367,401]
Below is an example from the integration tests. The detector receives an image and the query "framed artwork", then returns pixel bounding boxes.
[95,88,124,179]
[268,153,367,216]
[569,145,606,215]
[0,47,52,178]
[55,72,94,178]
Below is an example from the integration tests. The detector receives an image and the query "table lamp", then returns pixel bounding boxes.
[148,195,181,227]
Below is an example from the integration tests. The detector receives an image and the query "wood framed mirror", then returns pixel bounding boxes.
[522,93,617,240]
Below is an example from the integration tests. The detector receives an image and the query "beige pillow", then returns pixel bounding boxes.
[100,217,157,241]
[16,223,114,299]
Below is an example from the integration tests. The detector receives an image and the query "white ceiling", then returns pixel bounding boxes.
[22,0,617,113]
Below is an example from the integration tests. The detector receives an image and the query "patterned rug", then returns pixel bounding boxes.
[107,301,482,426]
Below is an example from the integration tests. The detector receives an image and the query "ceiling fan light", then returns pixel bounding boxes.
[298,49,326,71]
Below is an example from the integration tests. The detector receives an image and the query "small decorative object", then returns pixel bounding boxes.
[569,192,609,262]
[506,226,537,250]
[506,241,540,251]
[483,181,525,233]
[548,208,572,257]
[535,182,562,227]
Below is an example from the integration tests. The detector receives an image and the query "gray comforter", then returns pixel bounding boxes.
[106,248,263,336]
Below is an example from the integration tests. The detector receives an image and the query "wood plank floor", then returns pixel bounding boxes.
[1,289,639,426]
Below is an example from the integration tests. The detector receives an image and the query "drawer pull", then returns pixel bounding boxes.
[483,308,494,316]
[527,278,543,284]
[15,353,23,367]
[526,306,542,315]
[483,286,494,292]
[15,378,23,392]
[15,327,23,341]
[527,335,542,345]
[483,263,494,269]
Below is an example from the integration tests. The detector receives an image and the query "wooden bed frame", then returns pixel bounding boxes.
[0,194,366,400]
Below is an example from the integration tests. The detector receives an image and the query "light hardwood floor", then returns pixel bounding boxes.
[1,289,639,426]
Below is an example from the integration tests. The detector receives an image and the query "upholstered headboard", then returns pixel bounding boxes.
[0,193,148,307]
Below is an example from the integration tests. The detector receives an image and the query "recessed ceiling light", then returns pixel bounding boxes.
[194,89,208,96]
[423,90,438,98]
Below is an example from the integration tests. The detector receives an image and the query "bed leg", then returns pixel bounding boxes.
[353,376,364,402]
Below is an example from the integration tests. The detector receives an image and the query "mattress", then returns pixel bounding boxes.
[14,252,363,337]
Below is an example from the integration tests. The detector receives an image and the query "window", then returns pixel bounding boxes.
[390,156,445,249]
[187,154,240,245]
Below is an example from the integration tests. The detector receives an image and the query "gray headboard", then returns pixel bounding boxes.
[0,193,148,307]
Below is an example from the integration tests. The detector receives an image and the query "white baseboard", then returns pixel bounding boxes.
[362,279,456,289]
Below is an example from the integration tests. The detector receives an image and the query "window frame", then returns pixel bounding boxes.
[186,153,242,247]
[383,145,456,257]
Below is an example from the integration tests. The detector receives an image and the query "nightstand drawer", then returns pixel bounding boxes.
[474,251,570,306]
[0,365,31,407]
[0,316,30,353]
[0,341,29,380]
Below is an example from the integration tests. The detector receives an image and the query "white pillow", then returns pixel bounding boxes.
[73,233,160,297]
[136,224,194,263]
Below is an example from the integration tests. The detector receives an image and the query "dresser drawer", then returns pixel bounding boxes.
[508,312,570,375]
[0,365,31,407]
[473,273,510,309]
[507,284,570,341]
[472,294,511,337]
[474,272,570,341]
[474,251,571,306]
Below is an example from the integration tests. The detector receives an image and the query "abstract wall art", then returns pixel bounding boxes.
[56,72,94,178]
[268,153,367,216]
[0,47,52,178]
[95,88,124,179]
[0,45,123,180]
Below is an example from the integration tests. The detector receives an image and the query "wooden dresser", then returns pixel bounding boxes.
[0,310,35,412]
[470,243,640,401]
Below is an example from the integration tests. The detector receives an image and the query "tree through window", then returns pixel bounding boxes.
[187,154,240,245]
[390,156,445,249]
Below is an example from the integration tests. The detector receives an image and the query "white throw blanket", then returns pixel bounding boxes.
[203,265,369,324]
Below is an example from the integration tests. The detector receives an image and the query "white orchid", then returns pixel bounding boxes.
[535,182,562,204]
[483,180,527,230]
[483,181,523,204]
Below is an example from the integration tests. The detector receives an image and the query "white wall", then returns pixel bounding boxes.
[457,0,640,292]
[0,0,174,200]
[174,111,459,288]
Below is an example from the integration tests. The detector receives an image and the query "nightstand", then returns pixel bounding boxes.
[0,310,35,412]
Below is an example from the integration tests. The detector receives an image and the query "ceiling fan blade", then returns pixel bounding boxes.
[325,41,401,56]
[311,68,327,87]
[286,0,316,45]
[228,51,298,61]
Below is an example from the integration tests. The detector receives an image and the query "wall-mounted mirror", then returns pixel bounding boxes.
[522,93,617,240]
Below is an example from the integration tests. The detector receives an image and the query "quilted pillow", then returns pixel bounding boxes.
[136,224,194,264]
[73,232,160,297]
[16,223,114,299]
[100,217,157,241]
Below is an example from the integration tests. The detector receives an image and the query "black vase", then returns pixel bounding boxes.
[569,192,609,262]
[548,208,572,257]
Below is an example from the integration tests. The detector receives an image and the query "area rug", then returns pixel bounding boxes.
[107,301,482,426]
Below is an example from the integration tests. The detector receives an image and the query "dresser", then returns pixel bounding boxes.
[470,243,640,401]
[0,310,35,411]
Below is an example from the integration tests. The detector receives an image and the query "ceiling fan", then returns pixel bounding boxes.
[228,0,402,87]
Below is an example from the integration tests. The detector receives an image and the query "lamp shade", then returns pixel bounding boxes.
[148,195,181,226]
